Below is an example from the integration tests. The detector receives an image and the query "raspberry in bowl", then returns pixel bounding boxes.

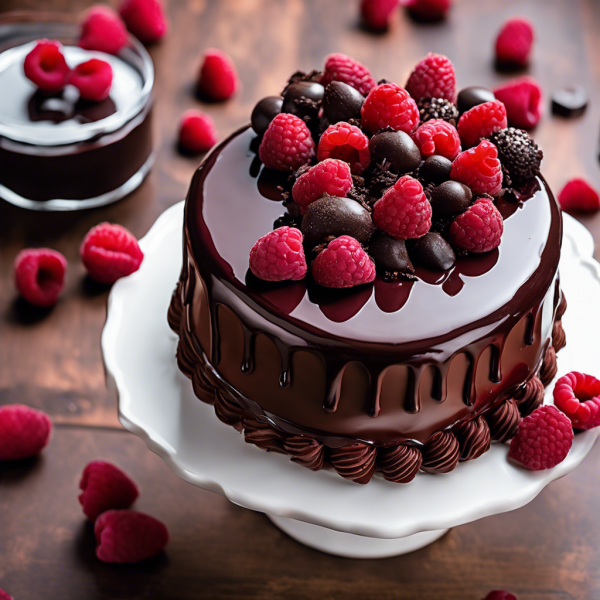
[169,53,565,485]
[0,13,154,210]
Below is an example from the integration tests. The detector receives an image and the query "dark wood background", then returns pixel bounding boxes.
[1,1,599,598]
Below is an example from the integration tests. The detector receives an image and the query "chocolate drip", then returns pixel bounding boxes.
[330,443,377,484]
[524,312,535,345]
[486,398,521,442]
[454,416,491,461]
[275,339,293,388]
[430,364,449,403]
[513,376,545,417]
[462,353,475,406]
[283,436,325,471]
[540,346,558,386]
[377,444,422,483]
[240,325,255,373]
[404,367,420,414]
[214,389,245,432]
[242,416,285,453]
[552,320,566,353]
[489,342,503,383]
[421,431,460,473]
[556,292,567,320]
[322,365,345,413]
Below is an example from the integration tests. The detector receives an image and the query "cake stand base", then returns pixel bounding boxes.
[268,515,449,558]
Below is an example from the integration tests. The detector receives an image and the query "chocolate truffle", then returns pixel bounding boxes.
[457,86,496,115]
[369,233,414,277]
[429,181,472,219]
[251,96,283,136]
[411,232,456,271]
[282,81,324,119]
[369,131,421,174]
[419,155,452,185]
[322,81,364,124]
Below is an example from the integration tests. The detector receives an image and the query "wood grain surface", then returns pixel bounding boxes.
[1,0,599,598]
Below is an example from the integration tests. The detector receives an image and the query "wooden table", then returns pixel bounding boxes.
[1,0,599,598]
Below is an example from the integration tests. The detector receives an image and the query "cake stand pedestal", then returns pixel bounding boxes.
[102,202,600,559]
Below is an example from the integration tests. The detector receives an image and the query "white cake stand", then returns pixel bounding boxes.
[102,202,600,558]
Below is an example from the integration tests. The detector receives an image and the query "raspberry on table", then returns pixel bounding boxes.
[320,53,376,96]
[95,510,169,563]
[249,227,307,282]
[317,122,371,174]
[312,235,376,288]
[508,405,573,471]
[196,48,238,101]
[488,128,542,186]
[495,16,534,67]
[79,6,128,55]
[373,175,432,239]
[14,248,67,308]
[258,113,315,171]
[23,40,70,92]
[361,82,420,134]
[79,461,140,521]
[80,222,144,285]
[493,77,542,130]
[412,119,461,160]
[402,0,452,21]
[417,97,459,126]
[558,178,600,214]
[553,372,600,430]
[69,59,113,102]
[449,197,503,253]
[292,159,353,213]
[0,404,52,461]
[0,588,13,600]
[178,110,218,154]
[119,0,168,43]
[360,0,399,30]
[450,140,503,196]
[405,53,456,102]
[457,101,508,148]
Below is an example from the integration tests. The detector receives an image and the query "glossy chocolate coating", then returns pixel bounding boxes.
[420,155,452,185]
[429,181,473,219]
[551,86,588,118]
[369,130,421,174]
[457,86,496,115]
[369,233,414,276]
[410,232,456,271]
[322,81,364,124]
[251,96,283,136]
[282,81,324,118]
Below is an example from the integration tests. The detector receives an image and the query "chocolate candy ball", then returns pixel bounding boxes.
[429,181,472,219]
[251,96,283,136]
[419,155,452,185]
[369,131,421,174]
[369,233,414,276]
[457,86,496,115]
[551,86,588,118]
[322,81,364,124]
[411,232,456,271]
[282,81,324,118]
[301,196,375,247]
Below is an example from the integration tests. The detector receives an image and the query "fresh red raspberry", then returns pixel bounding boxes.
[360,0,399,30]
[508,405,573,471]
[23,40,70,93]
[483,592,517,600]
[79,6,128,55]
[361,83,420,135]
[412,119,461,160]
[79,461,140,521]
[249,227,307,282]
[14,248,67,308]
[292,159,353,214]
[495,17,534,67]
[95,510,169,563]
[0,588,13,600]
[553,372,600,430]
[558,178,600,214]
[405,53,456,102]
[449,197,503,253]
[312,235,376,288]
[457,101,507,148]
[493,77,542,130]
[69,59,113,102]
[196,48,238,101]
[119,0,167,43]
[450,140,503,196]
[80,222,144,285]
[320,53,376,97]
[373,176,431,239]
[402,0,452,21]
[0,404,52,461]
[317,122,371,174]
[178,110,218,154]
[258,113,315,171]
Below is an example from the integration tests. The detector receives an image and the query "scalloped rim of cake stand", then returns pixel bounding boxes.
[102,201,600,553]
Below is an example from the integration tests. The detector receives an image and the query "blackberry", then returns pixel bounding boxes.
[417,98,459,126]
[489,128,543,186]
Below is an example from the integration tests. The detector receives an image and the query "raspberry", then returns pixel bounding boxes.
[361,83,420,134]
[495,17,534,67]
[405,53,456,102]
[402,0,452,21]
[0,588,13,600]
[292,159,353,213]
[312,235,376,288]
[412,119,461,160]
[317,122,371,174]
[553,372,600,430]
[417,97,458,126]
[80,223,144,285]
[457,101,507,148]
[483,592,517,600]
[488,128,542,186]
[249,227,307,282]
[178,110,218,154]
[508,405,573,471]
[14,248,67,308]
[258,113,315,171]
[119,0,167,43]
[23,40,70,93]
[196,48,238,101]
[69,59,113,102]
[450,140,503,196]
[360,0,399,30]
[449,197,503,253]
[320,53,376,96]
[79,6,128,55]
[95,510,169,563]
[0,404,52,461]
[373,176,431,239]
[493,77,542,130]
[558,178,600,214]
[79,461,140,521]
